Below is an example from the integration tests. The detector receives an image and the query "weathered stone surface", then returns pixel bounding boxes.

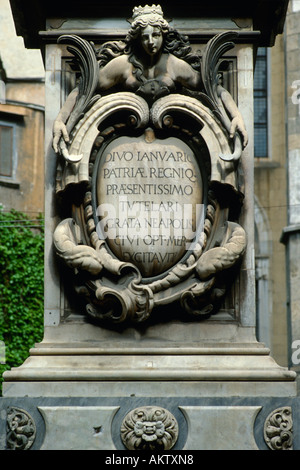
[38,406,119,450]
[48,5,249,324]
[2,6,296,455]
[180,406,261,450]
[96,134,202,277]
[2,397,299,450]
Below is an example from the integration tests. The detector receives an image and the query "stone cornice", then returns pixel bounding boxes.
[9,0,288,50]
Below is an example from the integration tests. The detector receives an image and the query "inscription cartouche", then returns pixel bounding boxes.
[52,5,247,323]
[96,133,202,277]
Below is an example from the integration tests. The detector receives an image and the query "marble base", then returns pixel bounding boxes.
[2,319,297,450]
[1,396,299,450]
[3,335,297,399]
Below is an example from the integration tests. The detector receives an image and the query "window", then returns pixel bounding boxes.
[0,123,14,177]
[254,47,269,158]
[0,80,5,104]
[0,122,15,179]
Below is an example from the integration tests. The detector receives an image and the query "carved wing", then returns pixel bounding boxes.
[201,32,237,111]
[201,31,243,161]
[57,34,99,161]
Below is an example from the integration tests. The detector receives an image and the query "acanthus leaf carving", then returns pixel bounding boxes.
[121,406,179,451]
[264,407,293,451]
[6,407,36,451]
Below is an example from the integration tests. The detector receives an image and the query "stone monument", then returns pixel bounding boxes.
[1,1,298,451]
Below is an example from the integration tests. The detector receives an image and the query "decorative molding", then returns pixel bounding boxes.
[121,406,179,450]
[280,224,300,245]
[39,29,262,45]
[264,407,293,450]
[52,10,248,326]
[53,91,246,324]
[6,407,36,450]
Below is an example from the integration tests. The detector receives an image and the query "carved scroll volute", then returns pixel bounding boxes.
[69,92,150,154]
[6,407,36,450]
[55,92,150,192]
[54,91,246,324]
[264,407,293,450]
[151,94,238,187]
[52,17,247,325]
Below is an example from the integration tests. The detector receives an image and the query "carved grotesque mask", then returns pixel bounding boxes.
[121,406,179,450]
[134,419,165,442]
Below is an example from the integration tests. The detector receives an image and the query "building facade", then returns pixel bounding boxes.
[254,34,289,366]
[281,0,300,378]
[0,0,298,375]
[0,0,45,216]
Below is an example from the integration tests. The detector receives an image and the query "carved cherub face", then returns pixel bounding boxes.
[140,25,163,56]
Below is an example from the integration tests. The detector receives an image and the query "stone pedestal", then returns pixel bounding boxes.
[2,319,296,398]
[1,1,297,451]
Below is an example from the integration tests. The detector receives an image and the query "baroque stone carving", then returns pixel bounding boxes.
[264,407,293,450]
[52,5,248,325]
[120,406,179,450]
[6,407,36,450]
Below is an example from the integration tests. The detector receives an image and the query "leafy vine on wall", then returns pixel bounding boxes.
[0,209,44,395]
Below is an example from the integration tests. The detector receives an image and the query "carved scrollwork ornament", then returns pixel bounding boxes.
[264,407,293,450]
[121,406,179,450]
[6,407,36,450]
[52,5,248,325]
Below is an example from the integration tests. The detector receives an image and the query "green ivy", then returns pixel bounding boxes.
[0,209,44,395]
